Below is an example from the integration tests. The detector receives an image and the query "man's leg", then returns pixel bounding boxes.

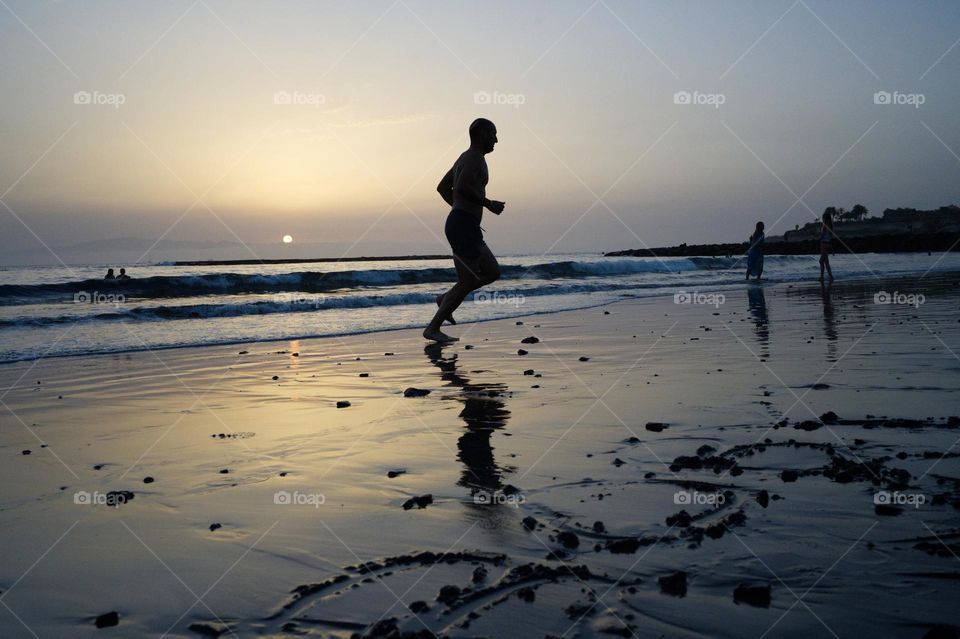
[424,245,500,341]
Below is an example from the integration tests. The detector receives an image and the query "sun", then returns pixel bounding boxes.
[282,234,293,244]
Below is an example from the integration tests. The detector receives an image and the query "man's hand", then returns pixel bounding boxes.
[486,199,505,215]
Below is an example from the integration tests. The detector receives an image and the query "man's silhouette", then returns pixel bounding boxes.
[424,118,505,343]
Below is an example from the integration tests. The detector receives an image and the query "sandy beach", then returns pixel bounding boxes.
[1,272,959,638]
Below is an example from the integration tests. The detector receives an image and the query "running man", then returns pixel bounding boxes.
[424,118,505,343]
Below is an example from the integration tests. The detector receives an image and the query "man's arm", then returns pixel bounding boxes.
[437,167,454,206]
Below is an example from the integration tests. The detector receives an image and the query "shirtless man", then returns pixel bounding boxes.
[423,118,505,343]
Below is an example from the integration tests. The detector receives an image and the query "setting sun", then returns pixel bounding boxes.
[282,234,293,244]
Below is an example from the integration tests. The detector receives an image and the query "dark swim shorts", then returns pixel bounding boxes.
[445,209,485,259]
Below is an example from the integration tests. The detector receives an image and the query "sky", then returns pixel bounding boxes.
[1,0,959,265]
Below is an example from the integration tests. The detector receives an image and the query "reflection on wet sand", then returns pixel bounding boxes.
[424,344,515,527]
[820,281,838,361]
[747,286,769,358]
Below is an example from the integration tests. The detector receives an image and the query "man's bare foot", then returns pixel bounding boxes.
[436,293,456,324]
[423,328,459,343]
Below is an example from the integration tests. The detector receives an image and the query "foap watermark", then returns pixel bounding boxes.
[274,490,326,508]
[73,490,131,507]
[873,90,925,109]
[874,490,925,509]
[274,90,325,107]
[74,90,126,109]
[673,90,725,109]
[874,290,924,308]
[473,290,525,306]
[674,290,725,308]
[74,291,125,307]
[273,292,327,308]
[474,90,526,109]
[473,489,525,507]
[673,489,725,506]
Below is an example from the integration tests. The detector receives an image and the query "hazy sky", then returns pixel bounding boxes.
[1,0,958,265]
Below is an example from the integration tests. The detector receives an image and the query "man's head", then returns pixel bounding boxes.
[469,118,497,154]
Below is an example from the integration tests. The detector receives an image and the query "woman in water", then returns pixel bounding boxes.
[819,211,834,282]
[746,221,764,280]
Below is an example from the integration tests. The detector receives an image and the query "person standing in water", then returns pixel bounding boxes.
[819,210,835,282]
[424,118,506,343]
[746,221,764,280]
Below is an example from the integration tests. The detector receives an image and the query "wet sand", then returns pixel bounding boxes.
[1,273,959,638]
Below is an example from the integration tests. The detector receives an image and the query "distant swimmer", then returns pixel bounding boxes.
[116,267,131,281]
[746,221,764,280]
[424,118,505,343]
[104,268,116,280]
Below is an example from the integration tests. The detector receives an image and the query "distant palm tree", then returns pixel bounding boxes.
[851,204,868,221]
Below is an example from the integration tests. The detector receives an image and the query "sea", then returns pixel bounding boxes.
[0,252,955,363]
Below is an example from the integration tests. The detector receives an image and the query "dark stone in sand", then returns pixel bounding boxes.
[518,349,528,356]
[21,450,30,455]
[238,350,248,355]
[516,586,536,602]
[523,369,535,375]
[408,600,430,613]
[666,510,692,527]
[796,420,822,431]
[472,566,487,583]
[645,422,667,432]
[874,504,903,516]
[464,344,474,349]
[604,311,610,315]
[105,490,134,507]
[821,411,840,423]
[658,571,688,597]
[780,470,799,482]
[696,444,717,456]
[502,484,520,495]
[624,436,641,444]
[402,494,433,510]
[387,470,406,478]
[734,583,771,607]
[522,516,538,531]
[209,523,222,531]
[606,538,642,554]
[143,476,154,484]
[644,472,656,479]
[403,387,431,397]
[811,383,830,390]
[384,352,395,356]
[593,521,606,533]
[924,624,960,639]
[359,372,369,377]
[336,400,351,408]
[521,336,540,344]
[757,490,770,508]
[271,375,279,380]
[188,622,227,636]
[95,611,119,628]
[219,468,229,474]
[578,356,590,362]
[436,584,461,604]
[557,531,580,549]
[612,458,626,467]
[279,472,287,477]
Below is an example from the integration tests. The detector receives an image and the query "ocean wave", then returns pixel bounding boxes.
[0,257,737,305]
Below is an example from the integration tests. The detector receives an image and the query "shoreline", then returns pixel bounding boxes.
[0,268,927,367]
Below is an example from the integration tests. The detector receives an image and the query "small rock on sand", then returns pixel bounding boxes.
[780,470,799,482]
[522,516,538,531]
[142,476,154,484]
[516,586,535,602]
[387,470,406,478]
[557,531,580,549]
[645,422,668,432]
[403,387,431,397]
[521,336,540,344]
[436,584,460,604]
[578,356,590,362]
[402,494,433,510]
[733,583,771,607]
[518,349,528,356]
[95,611,119,628]
[336,400,351,408]
[658,571,687,597]
[408,601,430,613]
[209,523,222,531]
